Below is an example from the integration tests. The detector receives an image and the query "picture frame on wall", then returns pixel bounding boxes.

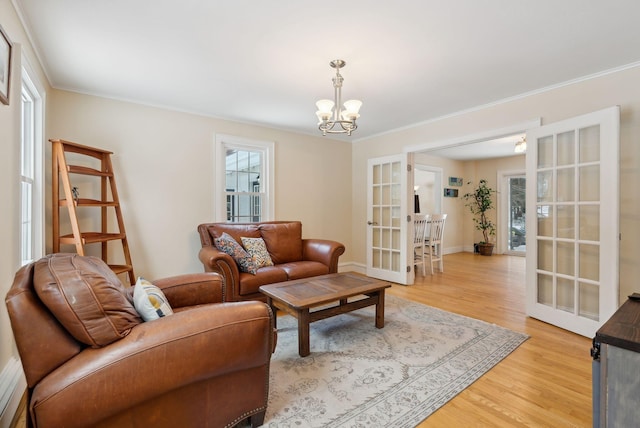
[0,24,12,105]
[448,176,463,186]
[444,188,459,197]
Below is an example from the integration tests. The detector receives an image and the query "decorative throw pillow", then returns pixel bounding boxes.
[241,237,274,268]
[214,232,258,274]
[133,277,174,322]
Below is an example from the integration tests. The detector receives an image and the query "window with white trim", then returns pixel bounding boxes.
[215,135,274,222]
[20,64,44,266]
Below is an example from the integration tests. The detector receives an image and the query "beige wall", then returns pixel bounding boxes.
[353,65,640,302]
[47,90,354,278]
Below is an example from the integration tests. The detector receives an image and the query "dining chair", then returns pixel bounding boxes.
[413,214,430,276]
[426,214,447,274]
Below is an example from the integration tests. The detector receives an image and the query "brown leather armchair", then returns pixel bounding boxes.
[5,254,275,428]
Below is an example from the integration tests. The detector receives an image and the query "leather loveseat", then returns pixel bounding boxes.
[5,253,275,428]
[198,221,345,302]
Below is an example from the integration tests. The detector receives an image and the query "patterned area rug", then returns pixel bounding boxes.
[261,295,528,427]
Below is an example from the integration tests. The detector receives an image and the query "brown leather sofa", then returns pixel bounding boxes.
[5,253,275,428]
[198,221,345,302]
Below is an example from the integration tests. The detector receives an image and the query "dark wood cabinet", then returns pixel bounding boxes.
[592,297,640,427]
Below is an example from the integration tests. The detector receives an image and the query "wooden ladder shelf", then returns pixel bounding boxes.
[52,139,135,284]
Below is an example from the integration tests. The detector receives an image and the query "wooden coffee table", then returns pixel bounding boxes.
[259,273,391,357]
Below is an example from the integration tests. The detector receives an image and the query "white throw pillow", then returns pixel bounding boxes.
[133,277,174,321]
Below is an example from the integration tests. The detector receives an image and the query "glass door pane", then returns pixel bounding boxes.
[508,176,526,252]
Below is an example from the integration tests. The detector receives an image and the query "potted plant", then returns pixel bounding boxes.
[463,179,497,256]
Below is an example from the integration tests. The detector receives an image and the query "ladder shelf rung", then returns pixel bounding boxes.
[109,264,134,275]
[59,198,118,207]
[66,165,113,177]
[59,232,126,245]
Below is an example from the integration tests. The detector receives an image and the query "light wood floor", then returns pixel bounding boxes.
[13,252,591,427]
[390,252,592,427]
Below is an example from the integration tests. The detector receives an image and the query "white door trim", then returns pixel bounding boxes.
[404,119,542,154]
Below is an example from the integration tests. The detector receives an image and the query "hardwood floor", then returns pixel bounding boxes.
[389,252,592,427]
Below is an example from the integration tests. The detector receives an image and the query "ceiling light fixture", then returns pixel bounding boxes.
[316,59,362,136]
[514,137,527,153]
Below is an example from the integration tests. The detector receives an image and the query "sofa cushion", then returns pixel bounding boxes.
[238,267,288,296]
[260,222,303,264]
[241,237,274,268]
[33,254,142,348]
[278,261,330,280]
[214,233,258,274]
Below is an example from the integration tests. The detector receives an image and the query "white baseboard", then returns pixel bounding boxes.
[0,357,26,428]
[339,248,468,277]
[443,246,464,255]
[338,261,365,274]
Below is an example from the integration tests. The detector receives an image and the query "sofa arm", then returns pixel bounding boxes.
[302,239,346,273]
[153,272,224,307]
[30,301,274,428]
[198,245,240,302]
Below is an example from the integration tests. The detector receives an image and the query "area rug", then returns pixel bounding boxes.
[260,295,528,427]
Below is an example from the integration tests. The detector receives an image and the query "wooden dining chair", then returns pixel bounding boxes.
[425,214,447,274]
[413,214,430,276]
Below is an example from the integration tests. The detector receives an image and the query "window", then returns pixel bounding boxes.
[508,176,526,252]
[20,63,44,265]
[499,170,526,255]
[215,135,274,222]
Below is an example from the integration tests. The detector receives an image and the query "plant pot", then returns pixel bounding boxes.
[477,243,494,256]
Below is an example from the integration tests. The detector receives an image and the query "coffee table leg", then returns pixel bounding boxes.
[298,308,311,357]
[375,289,385,328]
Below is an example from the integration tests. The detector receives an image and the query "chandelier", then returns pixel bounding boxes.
[316,59,362,136]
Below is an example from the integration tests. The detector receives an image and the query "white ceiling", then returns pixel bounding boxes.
[13,0,640,150]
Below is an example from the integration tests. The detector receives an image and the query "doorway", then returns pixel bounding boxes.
[414,166,442,215]
[407,120,537,256]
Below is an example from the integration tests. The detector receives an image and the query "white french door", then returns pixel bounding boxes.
[366,154,413,284]
[526,106,619,338]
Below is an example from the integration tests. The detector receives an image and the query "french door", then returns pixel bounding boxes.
[366,154,413,284]
[526,106,619,337]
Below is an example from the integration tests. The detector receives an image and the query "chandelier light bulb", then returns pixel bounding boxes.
[342,99,362,120]
[514,137,527,153]
[316,99,334,115]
